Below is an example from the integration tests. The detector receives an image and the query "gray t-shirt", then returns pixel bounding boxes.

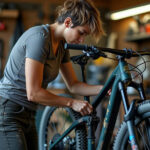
[0,24,70,110]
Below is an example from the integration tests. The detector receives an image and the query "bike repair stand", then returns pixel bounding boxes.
[71,54,100,149]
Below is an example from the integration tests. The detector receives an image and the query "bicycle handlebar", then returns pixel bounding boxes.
[64,43,89,50]
[64,43,150,58]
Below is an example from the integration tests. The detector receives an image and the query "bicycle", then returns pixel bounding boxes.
[38,43,150,150]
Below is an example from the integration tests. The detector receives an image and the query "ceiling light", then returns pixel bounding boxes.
[109,3,150,20]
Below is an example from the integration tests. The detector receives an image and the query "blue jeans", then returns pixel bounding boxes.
[0,97,38,150]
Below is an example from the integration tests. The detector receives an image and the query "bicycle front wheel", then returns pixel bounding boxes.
[113,100,150,150]
[38,106,87,150]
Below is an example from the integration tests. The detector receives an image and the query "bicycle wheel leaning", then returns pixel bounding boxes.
[38,101,87,150]
[113,100,150,150]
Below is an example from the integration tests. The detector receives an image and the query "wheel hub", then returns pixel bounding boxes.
[51,133,75,150]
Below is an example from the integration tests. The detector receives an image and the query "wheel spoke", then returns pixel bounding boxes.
[60,108,70,134]
[49,116,58,135]
[145,119,150,148]
[137,123,149,150]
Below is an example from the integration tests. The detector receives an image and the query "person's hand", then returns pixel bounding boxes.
[100,85,111,96]
[71,100,93,116]
[107,89,111,96]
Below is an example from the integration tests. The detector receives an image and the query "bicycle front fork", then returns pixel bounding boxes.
[126,121,139,150]
[125,102,139,150]
[118,82,139,150]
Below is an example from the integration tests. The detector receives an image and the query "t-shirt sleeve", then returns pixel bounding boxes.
[25,32,48,64]
[61,49,70,63]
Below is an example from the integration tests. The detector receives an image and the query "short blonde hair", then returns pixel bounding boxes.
[56,0,105,42]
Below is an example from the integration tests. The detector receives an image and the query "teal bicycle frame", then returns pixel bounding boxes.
[49,56,146,150]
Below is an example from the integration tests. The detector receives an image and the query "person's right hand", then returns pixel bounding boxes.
[70,99,93,116]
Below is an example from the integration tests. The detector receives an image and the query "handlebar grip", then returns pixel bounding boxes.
[64,43,88,50]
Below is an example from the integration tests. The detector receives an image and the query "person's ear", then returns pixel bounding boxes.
[64,17,73,28]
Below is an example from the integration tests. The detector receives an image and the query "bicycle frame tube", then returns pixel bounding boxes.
[119,58,131,82]
[90,64,122,150]
[92,66,118,108]
[96,76,121,150]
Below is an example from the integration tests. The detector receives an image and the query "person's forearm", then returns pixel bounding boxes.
[27,88,73,107]
[70,81,102,96]
[27,87,93,116]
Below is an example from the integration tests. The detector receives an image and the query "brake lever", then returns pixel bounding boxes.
[83,47,107,59]
[70,54,89,65]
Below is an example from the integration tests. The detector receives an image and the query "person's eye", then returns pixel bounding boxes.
[79,31,84,35]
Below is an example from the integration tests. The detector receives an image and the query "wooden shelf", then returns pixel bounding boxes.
[0,9,19,18]
[125,33,150,42]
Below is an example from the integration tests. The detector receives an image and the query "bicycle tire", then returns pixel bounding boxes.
[113,100,150,150]
[38,105,87,150]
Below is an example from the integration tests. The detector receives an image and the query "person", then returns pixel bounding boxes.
[0,0,106,149]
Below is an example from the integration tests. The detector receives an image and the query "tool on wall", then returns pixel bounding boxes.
[0,21,6,31]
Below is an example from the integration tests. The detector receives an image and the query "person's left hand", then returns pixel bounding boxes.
[107,89,111,96]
